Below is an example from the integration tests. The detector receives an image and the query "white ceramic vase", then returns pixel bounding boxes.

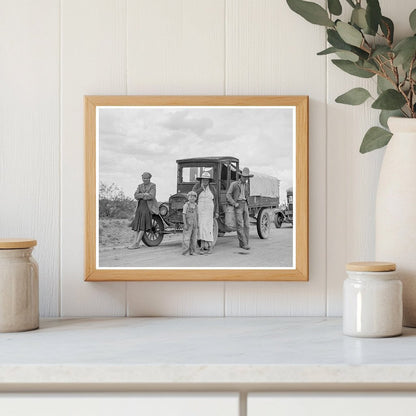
[375,117,416,327]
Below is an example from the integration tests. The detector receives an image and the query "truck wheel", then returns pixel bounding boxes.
[275,213,283,228]
[256,208,271,239]
[143,215,164,247]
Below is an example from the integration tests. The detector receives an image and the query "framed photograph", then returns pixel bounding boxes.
[85,96,308,281]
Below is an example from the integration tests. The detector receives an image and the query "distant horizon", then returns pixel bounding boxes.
[99,173,292,206]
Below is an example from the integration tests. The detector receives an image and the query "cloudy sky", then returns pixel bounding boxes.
[98,106,294,203]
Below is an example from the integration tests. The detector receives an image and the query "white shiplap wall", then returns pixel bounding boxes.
[1,0,413,317]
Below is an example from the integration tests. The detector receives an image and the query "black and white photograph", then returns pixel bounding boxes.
[97,104,295,269]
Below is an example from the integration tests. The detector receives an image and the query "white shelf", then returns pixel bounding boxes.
[1,317,416,388]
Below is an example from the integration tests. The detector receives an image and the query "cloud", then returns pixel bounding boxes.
[204,133,236,143]
[161,110,213,136]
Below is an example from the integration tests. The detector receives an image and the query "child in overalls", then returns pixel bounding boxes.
[182,191,198,255]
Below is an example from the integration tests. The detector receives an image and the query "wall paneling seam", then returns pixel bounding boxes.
[59,0,63,317]
[125,0,128,317]
[223,0,227,317]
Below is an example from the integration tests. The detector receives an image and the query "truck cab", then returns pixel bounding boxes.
[163,156,240,228]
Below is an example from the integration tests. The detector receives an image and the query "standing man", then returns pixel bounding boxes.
[226,167,253,250]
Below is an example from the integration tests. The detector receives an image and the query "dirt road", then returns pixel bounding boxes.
[99,224,293,268]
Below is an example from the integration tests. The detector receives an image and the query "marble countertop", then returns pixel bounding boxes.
[1,317,416,389]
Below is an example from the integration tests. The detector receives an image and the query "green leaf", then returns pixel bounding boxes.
[372,89,407,110]
[366,0,382,35]
[379,110,402,129]
[377,75,393,94]
[410,9,416,32]
[360,127,392,153]
[335,87,371,105]
[327,29,369,59]
[328,0,342,16]
[371,46,392,58]
[317,47,338,55]
[317,46,358,61]
[336,21,363,47]
[394,36,416,71]
[380,16,394,43]
[362,59,379,71]
[335,50,359,62]
[327,29,348,49]
[351,7,369,32]
[286,0,334,27]
[332,59,375,78]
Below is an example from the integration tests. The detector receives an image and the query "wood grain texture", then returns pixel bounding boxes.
[346,262,396,272]
[326,0,416,316]
[224,0,326,315]
[0,239,37,249]
[61,0,127,316]
[0,1,60,317]
[85,96,308,282]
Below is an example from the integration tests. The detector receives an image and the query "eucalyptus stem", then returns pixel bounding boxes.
[409,56,416,117]
[287,0,416,151]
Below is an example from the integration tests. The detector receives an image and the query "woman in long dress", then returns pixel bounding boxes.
[128,172,158,249]
[192,171,218,255]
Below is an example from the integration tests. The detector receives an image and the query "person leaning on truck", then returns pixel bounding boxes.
[128,171,158,250]
[226,167,253,250]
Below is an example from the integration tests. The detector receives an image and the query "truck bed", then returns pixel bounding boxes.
[248,195,279,208]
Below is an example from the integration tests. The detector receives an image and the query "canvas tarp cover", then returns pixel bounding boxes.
[250,172,280,198]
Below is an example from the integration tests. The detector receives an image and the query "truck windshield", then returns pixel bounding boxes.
[180,166,214,183]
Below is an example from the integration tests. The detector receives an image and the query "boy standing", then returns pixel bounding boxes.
[182,191,198,255]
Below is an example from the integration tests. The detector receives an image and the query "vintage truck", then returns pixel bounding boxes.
[274,186,293,228]
[142,156,280,247]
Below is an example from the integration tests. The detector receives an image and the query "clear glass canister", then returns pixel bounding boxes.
[0,239,39,332]
[343,262,402,338]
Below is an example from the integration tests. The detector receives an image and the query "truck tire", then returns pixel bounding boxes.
[275,213,283,228]
[256,208,271,239]
[142,215,164,247]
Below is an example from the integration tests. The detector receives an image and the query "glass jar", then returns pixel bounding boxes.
[0,239,39,332]
[343,262,402,338]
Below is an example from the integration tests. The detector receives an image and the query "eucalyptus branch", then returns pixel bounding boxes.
[397,81,413,117]
[362,37,372,53]
[375,57,399,89]
[409,56,416,117]
[286,0,416,151]
[390,59,400,86]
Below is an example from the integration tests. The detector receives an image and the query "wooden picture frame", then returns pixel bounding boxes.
[85,96,308,281]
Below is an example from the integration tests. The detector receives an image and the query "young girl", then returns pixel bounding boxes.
[182,191,198,255]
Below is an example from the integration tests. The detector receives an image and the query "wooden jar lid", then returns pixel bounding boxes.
[0,239,37,249]
[346,261,396,272]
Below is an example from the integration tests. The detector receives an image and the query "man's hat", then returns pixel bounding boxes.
[196,171,214,181]
[241,167,254,178]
